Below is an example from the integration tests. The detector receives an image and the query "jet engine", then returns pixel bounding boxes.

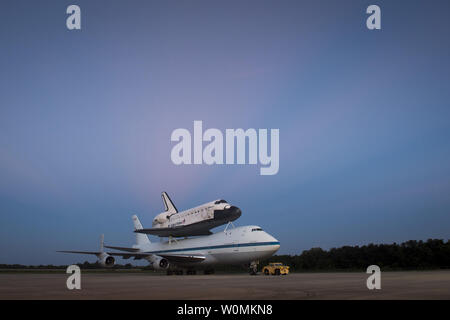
[150,256,169,270]
[98,254,115,268]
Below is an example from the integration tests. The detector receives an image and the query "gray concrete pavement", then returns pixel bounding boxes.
[1,271,449,299]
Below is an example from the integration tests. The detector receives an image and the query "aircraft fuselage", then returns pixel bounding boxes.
[146,198,242,237]
[139,225,279,267]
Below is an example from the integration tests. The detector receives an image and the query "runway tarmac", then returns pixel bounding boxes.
[1,271,450,299]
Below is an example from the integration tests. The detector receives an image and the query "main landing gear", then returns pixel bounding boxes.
[166,269,184,275]
[166,269,199,275]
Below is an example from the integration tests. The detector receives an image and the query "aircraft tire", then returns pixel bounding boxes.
[250,265,258,275]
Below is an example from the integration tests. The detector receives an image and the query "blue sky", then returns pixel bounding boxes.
[1,0,450,264]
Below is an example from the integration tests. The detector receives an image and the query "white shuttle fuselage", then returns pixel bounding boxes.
[141,193,242,237]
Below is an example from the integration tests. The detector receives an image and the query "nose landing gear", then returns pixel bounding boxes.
[249,261,259,275]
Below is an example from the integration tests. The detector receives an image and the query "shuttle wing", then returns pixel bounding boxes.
[135,227,212,237]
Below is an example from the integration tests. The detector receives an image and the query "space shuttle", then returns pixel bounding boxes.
[135,192,242,237]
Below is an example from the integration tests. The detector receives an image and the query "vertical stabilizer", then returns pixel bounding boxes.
[100,234,105,252]
[161,191,178,214]
[132,215,151,246]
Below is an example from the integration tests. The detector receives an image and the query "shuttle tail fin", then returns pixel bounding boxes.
[161,191,178,214]
[132,215,151,246]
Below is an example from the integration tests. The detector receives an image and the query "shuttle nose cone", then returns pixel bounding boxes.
[228,206,242,220]
[233,206,242,216]
[214,206,242,222]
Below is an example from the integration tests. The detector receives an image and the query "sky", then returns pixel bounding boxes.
[1,0,450,265]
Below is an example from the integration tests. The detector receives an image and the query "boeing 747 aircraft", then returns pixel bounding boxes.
[59,215,280,274]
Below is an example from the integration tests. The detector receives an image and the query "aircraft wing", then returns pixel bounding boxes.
[59,250,205,263]
[135,227,183,236]
[106,252,205,263]
[57,250,101,255]
[104,252,151,259]
[58,250,150,258]
[159,254,205,263]
[104,245,140,252]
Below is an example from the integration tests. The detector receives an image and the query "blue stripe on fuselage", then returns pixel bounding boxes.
[144,241,280,254]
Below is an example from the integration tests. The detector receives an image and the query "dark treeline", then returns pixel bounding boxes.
[1,239,449,271]
[262,239,450,271]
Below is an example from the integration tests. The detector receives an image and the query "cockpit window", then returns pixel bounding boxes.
[214,199,228,204]
[252,228,263,232]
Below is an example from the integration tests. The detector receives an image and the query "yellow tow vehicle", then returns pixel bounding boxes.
[262,262,289,275]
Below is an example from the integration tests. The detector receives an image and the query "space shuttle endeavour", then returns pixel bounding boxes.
[135,192,242,237]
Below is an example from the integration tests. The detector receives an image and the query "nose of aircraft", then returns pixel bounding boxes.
[229,206,242,220]
[215,206,242,222]
[265,232,280,253]
[273,242,281,252]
